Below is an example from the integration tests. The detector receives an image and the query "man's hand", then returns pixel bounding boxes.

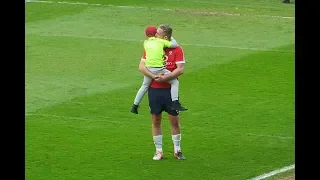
[152,73,163,80]
[154,74,169,82]
[155,63,184,82]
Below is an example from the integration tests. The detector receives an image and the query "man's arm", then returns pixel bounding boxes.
[155,63,184,82]
[138,59,158,79]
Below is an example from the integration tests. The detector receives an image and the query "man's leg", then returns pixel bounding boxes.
[131,76,152,114]
[163,87,186,160]
[168,114,185,160]
[152,114,164,160]
[148,87,165,160]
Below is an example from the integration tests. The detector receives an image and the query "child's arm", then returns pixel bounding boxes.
[159,37,178,48]
[169,37,178,48]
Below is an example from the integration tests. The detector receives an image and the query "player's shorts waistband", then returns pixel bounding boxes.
[149,87,171,90]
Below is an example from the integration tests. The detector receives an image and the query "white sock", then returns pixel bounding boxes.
[172,134,181,153]
[153,135,163,152]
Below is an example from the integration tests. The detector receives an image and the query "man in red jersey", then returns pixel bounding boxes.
[138,24,186,160]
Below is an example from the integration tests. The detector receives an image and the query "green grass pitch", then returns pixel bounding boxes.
[25,0,295,179]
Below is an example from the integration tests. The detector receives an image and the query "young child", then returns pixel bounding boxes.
[131,26,187,114]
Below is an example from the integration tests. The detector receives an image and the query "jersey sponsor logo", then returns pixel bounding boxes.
[164,55,168,62]
[164,55,174,67]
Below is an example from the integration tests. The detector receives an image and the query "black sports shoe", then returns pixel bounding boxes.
[171,100,188,111]
[174,151,186,160]
[131,104,139,114]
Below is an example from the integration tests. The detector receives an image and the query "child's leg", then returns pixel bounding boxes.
[134,76,153,105]
[168,78,179,101]
[163,69,187,111]
[162,69,179,101]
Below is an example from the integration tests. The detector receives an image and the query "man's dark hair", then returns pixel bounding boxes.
[159,24,173,40]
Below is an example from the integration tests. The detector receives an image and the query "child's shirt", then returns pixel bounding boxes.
[144,37,177,67]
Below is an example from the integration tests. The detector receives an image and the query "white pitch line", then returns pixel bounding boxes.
[245,133,294,140]
[26,0,294,19]
[189,0,294,10]
[26,113,149,126]
[37,34,293,53]
[26,113,124,124]
[248,164,295,180]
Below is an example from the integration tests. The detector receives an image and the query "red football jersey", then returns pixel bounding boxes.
[141,46,185,88]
